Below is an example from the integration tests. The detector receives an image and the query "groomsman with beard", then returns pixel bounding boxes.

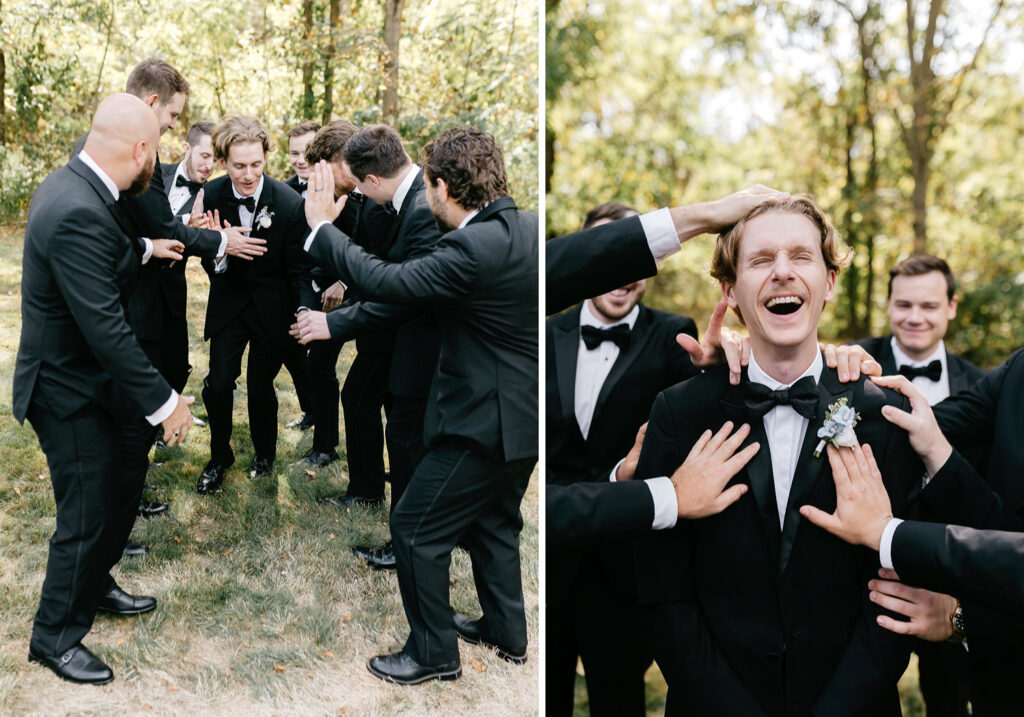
[633,196,923,716]
[294,120,397,495]
[293,125,441,571]
[284,120,321,198]
[296,126,537,684]
[546,202,699,716]
[14,94,195,684]
[196,115,317,492]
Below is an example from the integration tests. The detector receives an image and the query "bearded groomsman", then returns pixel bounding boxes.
[164,120,214,223]
[284,120,321,198]
[14,94,194,685]
[196,115,317,493]
[297,125,537,684]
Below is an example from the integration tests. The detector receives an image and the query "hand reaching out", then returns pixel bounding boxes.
[677,299,750,385]
[673,421,757,518]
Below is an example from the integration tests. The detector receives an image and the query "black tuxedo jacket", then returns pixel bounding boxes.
[320,172,442,398]
[546,303,697,607]
[893,520,1024,620]
[547,481,656,547]
[633,362,921,717]
[284,174,306,195]
[13,156,171,424]
[306,196,538,462]
[161,161,202,218]
[201,175,315,341]
[850,335,984,394]
[546,215,657,315]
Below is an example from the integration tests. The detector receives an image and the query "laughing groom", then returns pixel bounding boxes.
[633,196,923,716]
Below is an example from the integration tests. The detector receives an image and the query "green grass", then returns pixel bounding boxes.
[0,224,539,715]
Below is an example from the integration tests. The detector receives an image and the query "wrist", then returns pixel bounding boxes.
[947,601,966,643]
[923,439,953,477]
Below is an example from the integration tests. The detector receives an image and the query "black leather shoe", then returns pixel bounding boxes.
[122,541,149,557]
[353,541,397,570]
[453,613,527,664]
[191,416,207,427]
[299,449,339,467]
[137,499,168,518]
[249,456,273,478]
[97,585,156,616]
[286,413,315,430]
[153,438,168,450]
[29,643,113,685]
[197,459,230,494]
[367,650,461,685]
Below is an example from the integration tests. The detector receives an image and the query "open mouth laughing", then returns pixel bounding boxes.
[764,295,805,316]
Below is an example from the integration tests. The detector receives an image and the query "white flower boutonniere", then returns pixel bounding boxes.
[814,397,861,458]
[256,206,274,230]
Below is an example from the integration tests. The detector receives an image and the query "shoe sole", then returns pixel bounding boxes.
[454,630,527,665]
[366,661,461,685]
[28,654,114,685]
[96,603,157,616]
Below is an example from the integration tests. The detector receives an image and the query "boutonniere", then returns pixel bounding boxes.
[255,206,274,230]
[814,397,861,457]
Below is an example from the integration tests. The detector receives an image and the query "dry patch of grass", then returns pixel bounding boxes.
[0,224,538,716]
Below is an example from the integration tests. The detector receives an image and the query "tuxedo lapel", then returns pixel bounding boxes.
[878,336,898,374]
[219,180,242,229]
[778,365,852,578]
[591,307,653,429]
[946,351,969,393]
[722,380,781,558]
[552,307,582,426]
[67,158,140,253]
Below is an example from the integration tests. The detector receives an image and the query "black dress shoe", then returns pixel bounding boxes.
[248,456,273,478]
[197,459,230,494]
[353,541,397,570]
[367,650,461,685]
[299,449,339,467]
[137,499,168,518]
[286,413,315,430]
[453,613,527,664]
[153,438,168,450]
[29,643,113,685]
[97,585,156,616]
[122,541,149,557]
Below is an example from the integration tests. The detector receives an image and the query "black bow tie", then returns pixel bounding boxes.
[297,178,308,187]
[581,323,631,351]
[175,174,203,192]
[898,360,942,382]
[381,201,398,216]
[228,195,256,212]
[743,376,819,420]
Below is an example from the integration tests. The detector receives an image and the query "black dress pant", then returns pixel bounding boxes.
[341,350,392,499]
[202,303,291,465]
[382,395,426,508]
[308,335,345,452]
[27,396,149,656]
[916,641,970,717]
[282,344,314,416]
[390,440,534,665]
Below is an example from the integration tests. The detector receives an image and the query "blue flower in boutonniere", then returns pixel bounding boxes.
[256,206,274,230]
[814,397,861,458]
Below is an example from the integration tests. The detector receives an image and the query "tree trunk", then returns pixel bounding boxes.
[322,0,341,124]
[301,0,316,119]
[382,0,404,123]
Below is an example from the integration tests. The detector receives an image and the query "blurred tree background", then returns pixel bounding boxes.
[0,0,538,218]
[547,0,1023,368]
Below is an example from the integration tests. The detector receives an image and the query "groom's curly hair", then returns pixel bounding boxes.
[211,116,271,162]
[305,120,358,164]
[420,126,507,210]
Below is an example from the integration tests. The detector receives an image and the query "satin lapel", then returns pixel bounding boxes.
[552,308,582,425]
[591,308,653,428]
[721,379,781,558]
[778,366,852,578]
[879,337,897,375]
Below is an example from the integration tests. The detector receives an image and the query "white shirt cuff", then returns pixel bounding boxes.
[609,457,625,482]
[180,214,189,225]
[141,237,153,264]
[217,231,228,257]
[304,220,332,252]
[879,518,904,570]
[311,279,321,294]
[647,476,678,530]
[145,390,178,426]
[638,208,680,262]
[214,256,229,273]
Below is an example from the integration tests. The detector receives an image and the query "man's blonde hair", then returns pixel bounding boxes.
[211,115,271,162]
[710,195,852,286]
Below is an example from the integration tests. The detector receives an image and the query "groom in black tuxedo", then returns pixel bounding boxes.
[546,202,698,716]
[13,94,195,684]
[196,115,316,492]
[297,126,537,684]
[633,196,921,716]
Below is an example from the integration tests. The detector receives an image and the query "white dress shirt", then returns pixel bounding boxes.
[77,150,177,426]
[575,300,639,439]
[167,162,193,218]
[747,351,824,527]
[215,175,265,273]
[891,338,950,407]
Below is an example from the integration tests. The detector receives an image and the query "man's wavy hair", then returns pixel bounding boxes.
[343,124,407,181]
[420,126,507,210]
[710,195,852,286]
[211,115,271,162]
[305,119,358,164]
[126,58,189,104]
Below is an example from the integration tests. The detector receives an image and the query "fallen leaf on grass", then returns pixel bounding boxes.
[274,665,285,673]
[173,535,181,543]
[13,486,21,496]
[327,533,335,542]
[342,615,352,622]
[319,651,335,658]
[468,658,487,672]
[222,549,232,557]
[304,469,317,479]
[282,551,290,559]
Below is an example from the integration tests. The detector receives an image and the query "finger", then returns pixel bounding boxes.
[879,404,915,432]
[875,614,916,635]
[334,193,347,215]
[826,444,854,491]
[878,567,901,581]
[839,445,865,489]
[848,349,861,381]
[714,483,749,512]
[799,505,843,535]
[835,346,851,382]
[822,342,837,368]
[721,331,742,385]
[703,421,735,456]
[851,444,873,488]
[872,374,929,415]
[869,589,917,617]
[861,359,882,377]
[740,335,750,366]
[676,332,703,362]
[715,422,751,460]
[721,441,760,476]
[706,299,727,343]
[860,444,884,486]
[688,428,714,459]
[633,421,648,447]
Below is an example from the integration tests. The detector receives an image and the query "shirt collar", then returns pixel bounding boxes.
[78,150,119,201]
[891,336,947,370]
[391,163,420,213]
[232,175,265,207]
[580,299,640,331]
[748,350,823,390]
[458,208,480,228]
